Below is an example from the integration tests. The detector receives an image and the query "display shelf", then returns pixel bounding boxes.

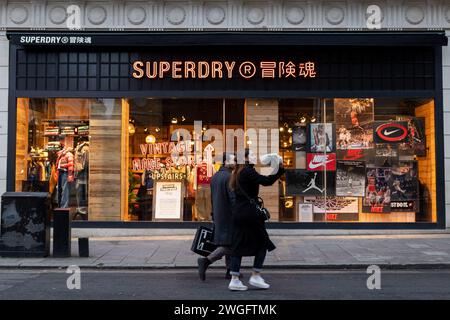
[43,119,89,122]
[44,134,88,137]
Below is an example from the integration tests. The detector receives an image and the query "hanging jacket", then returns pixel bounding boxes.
[74,142,89,174]
[27,161,41,181]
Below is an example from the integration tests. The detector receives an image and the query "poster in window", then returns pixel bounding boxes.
[304,196,359,213]
[298,203,313,222]
[306,153,336,171]
[335,98,374,150]
[373,121,409,144]
[374,144,399,167]
[285,169,335,196]
[389,161,419,212]
[335,160,366,197]
[308,123,335,153]
[292,125,308,152]
[398,117,427,157]
[336,148,375,165]
[153,181,183,220]
[362,167,392,213]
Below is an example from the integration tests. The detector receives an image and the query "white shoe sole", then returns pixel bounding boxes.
[228,285,248,291]
[249,280,270,289]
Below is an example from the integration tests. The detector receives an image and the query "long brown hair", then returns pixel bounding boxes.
[229,148,250,191]
[229,164,245,191]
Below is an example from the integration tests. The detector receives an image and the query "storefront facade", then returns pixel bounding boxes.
[0,1,450,229]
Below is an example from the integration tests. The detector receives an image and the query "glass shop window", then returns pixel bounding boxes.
[15,98,127,221]
[279,98,436,223]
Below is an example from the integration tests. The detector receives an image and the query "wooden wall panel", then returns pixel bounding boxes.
[416,100,436,222]
[245,99,280,221]
[15,98,29,191]
[359,212,415,222]
[121,99,130,221]
[88,100,123,221]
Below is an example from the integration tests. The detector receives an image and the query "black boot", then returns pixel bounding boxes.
[197,257,211,281]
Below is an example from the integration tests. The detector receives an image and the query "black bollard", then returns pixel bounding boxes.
[52,208,72,257]
[78,238,89,257]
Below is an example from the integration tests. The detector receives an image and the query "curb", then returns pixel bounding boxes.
[1,263,450,270]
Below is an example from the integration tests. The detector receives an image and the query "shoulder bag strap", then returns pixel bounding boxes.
[236,179,259,208]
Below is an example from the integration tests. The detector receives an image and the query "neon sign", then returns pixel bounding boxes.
[132,60,316,80]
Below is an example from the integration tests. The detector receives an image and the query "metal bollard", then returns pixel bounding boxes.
[78,238,89,257]
[52,208,72,257]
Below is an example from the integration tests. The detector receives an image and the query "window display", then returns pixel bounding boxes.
[127,98,245,221]
[280,98,436,223]
[15,97,436,223]
[15,98,126,221]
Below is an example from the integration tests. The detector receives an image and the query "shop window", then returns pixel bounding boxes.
[15,97,436,224]
[279,98,436,223]
[15,98,128,221]
[126,98,245,221]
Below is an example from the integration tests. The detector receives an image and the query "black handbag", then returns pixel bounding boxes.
[237,182,271,222]
[190,225,217,257]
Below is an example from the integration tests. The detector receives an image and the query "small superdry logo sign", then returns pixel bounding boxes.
[307,153,336,171]
[374,121,408,143]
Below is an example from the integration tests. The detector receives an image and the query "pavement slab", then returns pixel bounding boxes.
[2,233,450,269]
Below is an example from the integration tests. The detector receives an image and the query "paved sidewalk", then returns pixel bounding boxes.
[2,233,450,269]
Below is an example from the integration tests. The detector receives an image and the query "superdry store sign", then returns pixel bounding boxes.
[132,60,316,80]
[9,33,437,95]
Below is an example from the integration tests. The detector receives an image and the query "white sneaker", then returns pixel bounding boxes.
[249,275,270,289]
[228,279,248,291]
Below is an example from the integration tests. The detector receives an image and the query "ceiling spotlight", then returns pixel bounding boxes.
[300,116,307,123]
[181,116,186,122]
[279,127,284,132]
[288,128,293,133]
[171,118,178,124]
[155,127,161,132]
[310,116,317,123]
[144,128,148,133]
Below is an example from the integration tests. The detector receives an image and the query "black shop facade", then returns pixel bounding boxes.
[5,31,447,228]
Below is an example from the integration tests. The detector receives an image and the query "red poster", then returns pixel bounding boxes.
[306,153,336,171]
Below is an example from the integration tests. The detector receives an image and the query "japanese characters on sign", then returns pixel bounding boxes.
[132,60,317,80]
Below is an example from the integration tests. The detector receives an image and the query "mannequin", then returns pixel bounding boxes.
[56,140,74,208]
[74,137,89,215]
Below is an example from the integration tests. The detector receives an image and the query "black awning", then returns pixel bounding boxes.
[6,31,448,47]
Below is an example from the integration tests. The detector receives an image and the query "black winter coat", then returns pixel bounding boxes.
[210,167,235,246]
[231,164,285,257]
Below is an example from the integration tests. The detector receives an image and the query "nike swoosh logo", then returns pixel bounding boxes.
[383,129,400,136]
[309,160,333,169]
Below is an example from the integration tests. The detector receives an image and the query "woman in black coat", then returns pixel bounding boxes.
[228,150,284,291]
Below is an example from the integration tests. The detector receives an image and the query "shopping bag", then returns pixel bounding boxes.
[191,225,217,257]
